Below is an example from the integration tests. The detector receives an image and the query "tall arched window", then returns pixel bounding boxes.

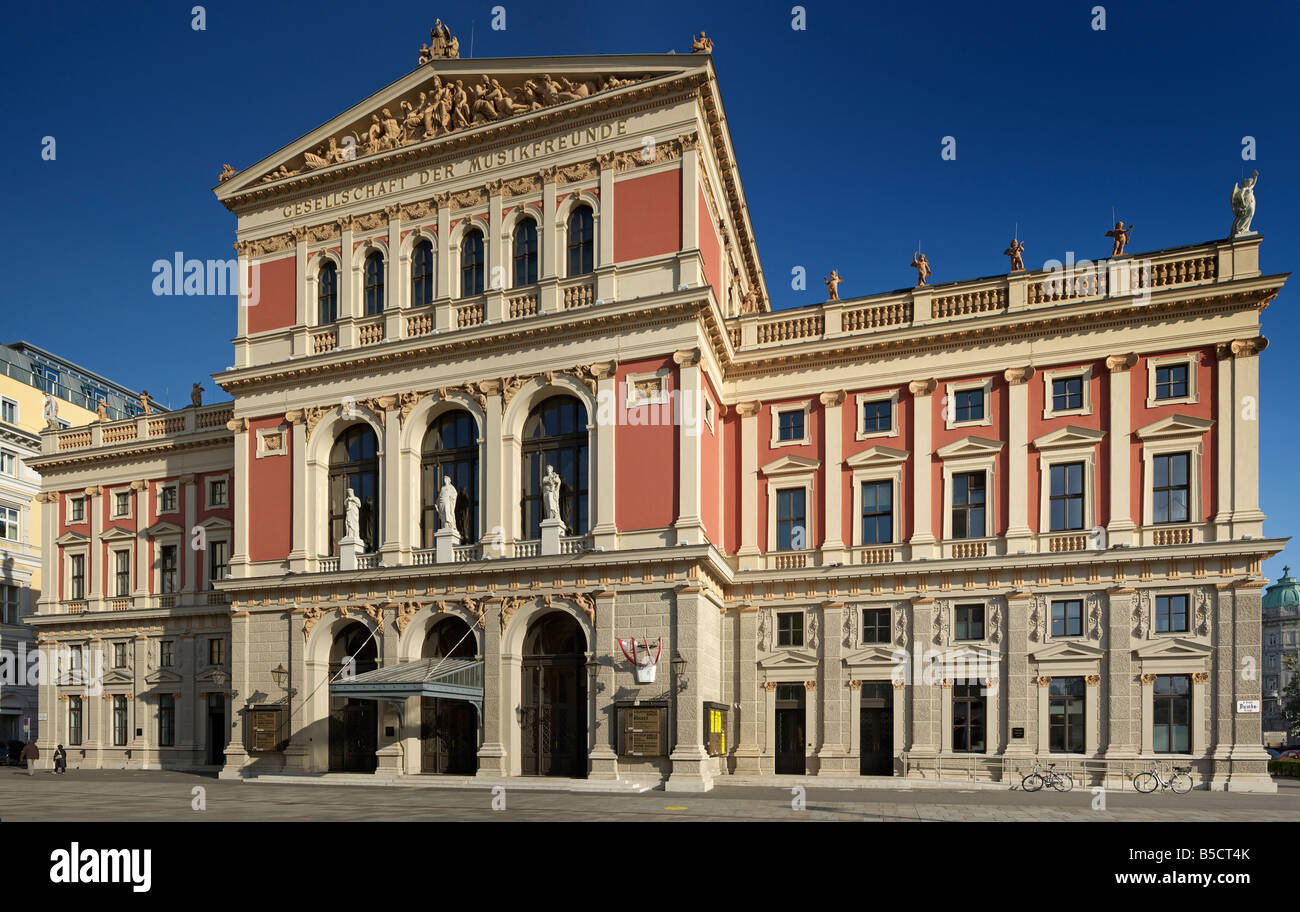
[513,218,538,287]
[318,260,338,324]
[363,250,385,315]
[421,410,479,547]
[411,239,435,307]
[521,395,589,539]
[328,425,380,554]
[566,205,594,276]
[461,228,484,297]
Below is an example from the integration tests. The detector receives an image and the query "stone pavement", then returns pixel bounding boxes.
[3,766,1297,821]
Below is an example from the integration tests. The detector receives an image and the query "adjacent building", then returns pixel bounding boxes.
[26,31,1287,790]
[1263,568,1300,745]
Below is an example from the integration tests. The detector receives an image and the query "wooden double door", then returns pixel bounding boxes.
[329,699,378,773]
[421,697,478,775]
[774,684,807,775]
[521,658,586,777]
[860,683,894,775]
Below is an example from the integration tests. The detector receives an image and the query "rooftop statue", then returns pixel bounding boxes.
[1004,238,1025,272]
[824,270,843,301]
[691,32,713,54]
[1105,220,1133,257]
[1230,170,1259,237]
[911,252,931,287]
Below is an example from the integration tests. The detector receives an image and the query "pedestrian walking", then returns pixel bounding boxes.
[19,740,38,776]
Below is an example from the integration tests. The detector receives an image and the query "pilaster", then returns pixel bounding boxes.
[228,419,250,576]
[1004,367,1033,548]
[665,585,713,792]
[819,392,846,564]
[908,380,937,558]
[1106,353,1137,545]
[588,589,619,779]
[590,362,618,549]
[736,401,761,569]
[673,349,705,543]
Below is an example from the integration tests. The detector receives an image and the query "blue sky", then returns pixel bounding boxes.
[1,0,1296,576]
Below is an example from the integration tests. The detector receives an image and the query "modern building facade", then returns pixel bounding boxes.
[27,32,1287,790]
[1262,568,1300,745]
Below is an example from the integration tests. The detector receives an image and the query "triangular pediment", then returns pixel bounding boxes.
[216,54,699,195]
[55,530,88,545]
[145,668,183,685]
[760,454,822,477]
[936,435,1005,459]
[758,649,820,669]
[843,645,903,669]
[1033,425,1106,450]
[1135,414,1214,440]
[145,521,184,538]
[100,526,136,542]
[1132,637,1213,660]
[845,445,910,468]
[101,669,134,686]
[196,516,232,531]
[1031,640,1106,663]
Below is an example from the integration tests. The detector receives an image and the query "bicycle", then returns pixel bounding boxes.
[1021,762,1074,793]
[1132,764,1193,794]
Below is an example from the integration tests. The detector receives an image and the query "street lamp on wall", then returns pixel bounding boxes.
[671,653,688,691]
[270,663,287,691]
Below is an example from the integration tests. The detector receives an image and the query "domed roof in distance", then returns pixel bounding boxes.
[1263,566,1300,610]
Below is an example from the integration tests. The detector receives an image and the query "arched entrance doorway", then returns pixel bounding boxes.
[521,612,587,777]
[421,617,479,775]
[328,623,378,773]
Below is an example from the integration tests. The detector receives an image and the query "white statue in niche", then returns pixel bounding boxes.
[344,488,361,540]
[437,475,458,532]
[541,464,564,529]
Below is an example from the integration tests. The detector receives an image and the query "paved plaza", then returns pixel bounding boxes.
[3,767,1297,822]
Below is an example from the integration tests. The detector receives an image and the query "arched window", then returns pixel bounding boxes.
[328,425,380,554]
[521,396,589,539]
[421,410,479,547]
[363,250,385,315]
[566,205,594,277]
[318,260,338,324]
[411,239,435,308]
[513,218,538,287]
[423,617,477,659]
[461,228,484,297]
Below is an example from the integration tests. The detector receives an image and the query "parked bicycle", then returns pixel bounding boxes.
[1021,762,1074,792]
[1133,764,1193,794]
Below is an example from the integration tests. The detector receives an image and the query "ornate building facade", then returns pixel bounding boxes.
[27,36,1286,790]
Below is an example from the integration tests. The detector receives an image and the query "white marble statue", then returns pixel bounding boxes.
[344,488,361,540]
[1230,170,1259,237]
[437,475,458,531]
[541,464,563,528]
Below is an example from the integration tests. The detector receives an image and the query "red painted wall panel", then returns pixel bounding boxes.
[247,255,296,335]
[840,387,913,546]
[930,375,1009,538]
[615,357,678,531]
[698,187,722,304]
[247,417,292,561]
[1025,361,1108,533]
[613,170,681,263]
[757,399,824,552]
[699,373,721,547]
[1130,348,1217,523]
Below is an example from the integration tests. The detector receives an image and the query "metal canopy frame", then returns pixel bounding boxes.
[328,657,484,712]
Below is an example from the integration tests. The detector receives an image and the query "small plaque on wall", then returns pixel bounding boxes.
[616,702,668,758]
[250,706,284,752]
[1011,727,1025,739]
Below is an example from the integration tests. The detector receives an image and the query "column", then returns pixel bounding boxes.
[485,182,506,322]
[803,680,819,773]
[820,392,846,564]
[180,474,198,592]
[283,609,312,773]
[379,399,402,563]
[219,608,252,779]
[227,419,250,576]
[1230,337,1266,537]
[666,585,712,791]
[591,363,618,549]
[588,589,619,779]
[476,600,507,777]
[1085,674,1102,755]
[816,601,846,772]
[673,349,704,544]
[87,485,102,610]
[595,155,616,304]
[1103,587,1137,758]
[763,682,777,774]
[1208,581,1273,791]
[131,480,148,602]
[939,680,953,753]
[909,598,939,755]
[733,605,762,774]
[37,493,57,614]
[1003,592,1033,756]
[284,414,309,571]
[338,218,358,349]
[1213,342,1234,534]
[678,142,702,289]
[292,227,309,355]
[1105,354,1137,545]
[179,634,197,760]
[539,173,559,314]
[1034,676,1051,754]
[435,195,453,329]
[908,380,938,559]
[480,384,505,551]
[736,402,761,569]
[384,208,403,339]
[1004,367,1034,549]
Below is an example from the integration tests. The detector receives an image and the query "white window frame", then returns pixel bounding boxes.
[944,378,993,430]
[951,601,991,643]
[64,546,89,601]
[154,536,183,595]
[1032,432,1103,534]
[761,457,820,553]
[1146,353,1198,408]
[111,547,132,597]
[205,473,230,510]
[1153,592,1193,636]
[0,503,19,541]
[205,534,232,588]
[702,396,715,432]
[1137,419,1211,528]
[936,439,1004,542]
[770,401,812,447]
[110,487,133,520]
[846,446,909,548]
[854,390,900,441]
[0,583,20,625]
[1042,366,1093,419]
[66,493,87,524]
[0,450,16,477]
[156,482,180,515]
[0,397,17,424]
[775,609,806,649]
[1047,594,1089,639]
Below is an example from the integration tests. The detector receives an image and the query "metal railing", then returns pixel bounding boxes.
[898,752,1208,791]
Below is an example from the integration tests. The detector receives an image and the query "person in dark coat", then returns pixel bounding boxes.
[53,744,67,774]
[19,740,38,776]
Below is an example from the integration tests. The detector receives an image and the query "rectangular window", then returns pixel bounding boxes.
[113,642,127,668]
[955,604,985,641]
[114,491,130,516]
[208,540,229,587]
[1052,376,1084,412]
[862,608,890,644]
[160,485,177,513]
[1155,364,1189,401]
[1153,674,1191,753]
[1156,594,1189,633]
[70,553,85,600]
[70,497,85,522]
[160,640,174,667]
[69,695,83,746]
[209,638,225,666]
[951,472,986,539]
[0,398,16,424]
[1048,677,1086,753]
[860,480,893,545]
[1051,599,1083,637]
[0,506,18,540]
[0,584,18,625]
[952,683,986,752]
[776,410,805,443]
[1049,462,1085,531]
[114,549,131,597]
[208,479,227,507]
[1153,453,1190,524]
[0,450,15,476]
[861,400,891,434]
[954,388,984,423]
[70,644,83,671]
[776,489,806,551]
[113,695,128,746]
[159,694,175,747]
[776,612,803,648]
[160,544,178,594]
